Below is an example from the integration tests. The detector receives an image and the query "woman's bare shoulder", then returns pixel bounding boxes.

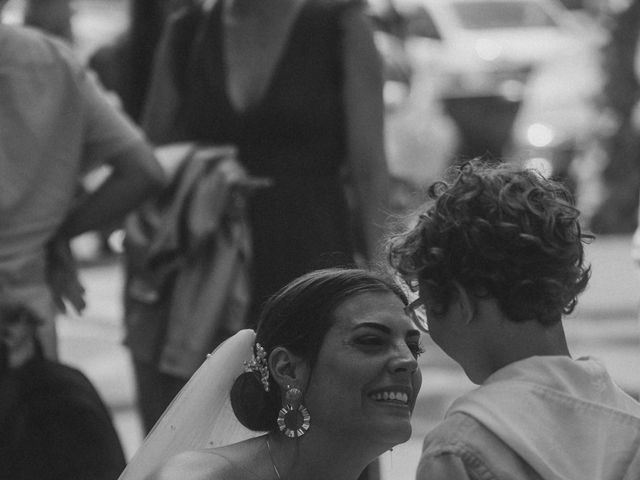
[153,450,234,480]
[152,436,267,480]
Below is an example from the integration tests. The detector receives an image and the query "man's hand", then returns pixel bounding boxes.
[46,237,86,315]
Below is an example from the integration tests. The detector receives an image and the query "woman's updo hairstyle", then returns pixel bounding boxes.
[230,268,407,432]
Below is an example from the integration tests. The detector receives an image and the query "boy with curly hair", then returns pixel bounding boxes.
[388,161,640,480]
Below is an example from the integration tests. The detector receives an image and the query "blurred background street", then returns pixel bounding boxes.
[3,0,640,478]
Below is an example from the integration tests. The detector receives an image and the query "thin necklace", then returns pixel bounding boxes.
[266,436,282,480]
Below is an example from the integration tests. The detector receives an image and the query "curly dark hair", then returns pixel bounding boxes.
[387,161,592,326]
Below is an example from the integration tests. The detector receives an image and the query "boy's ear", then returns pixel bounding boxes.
[454,282,476,325]
[268,347,310,390]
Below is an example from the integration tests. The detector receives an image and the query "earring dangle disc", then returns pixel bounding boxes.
[277,404,311,438]
[277,386,311,438]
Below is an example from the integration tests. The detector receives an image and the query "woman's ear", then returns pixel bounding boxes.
[268,347,310,390]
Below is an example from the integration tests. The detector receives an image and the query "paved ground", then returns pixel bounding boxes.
[58,233,640,479]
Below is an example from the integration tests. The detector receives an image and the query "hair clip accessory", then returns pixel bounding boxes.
[244,342,270,392]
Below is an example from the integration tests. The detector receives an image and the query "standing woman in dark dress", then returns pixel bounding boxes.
[143,0,390,317]
[132,0,390,451]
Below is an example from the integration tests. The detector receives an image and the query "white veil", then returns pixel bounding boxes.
[118,329,263,480]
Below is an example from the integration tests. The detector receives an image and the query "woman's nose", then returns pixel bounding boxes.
[388,344,418,374]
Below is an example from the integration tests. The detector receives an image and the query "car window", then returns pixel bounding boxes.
[452,0,558,30]
[405,6,442,39]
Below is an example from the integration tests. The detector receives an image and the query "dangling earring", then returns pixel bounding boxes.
[277,385,311,438]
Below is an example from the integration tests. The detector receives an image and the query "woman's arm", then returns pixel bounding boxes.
[341,6,391,263]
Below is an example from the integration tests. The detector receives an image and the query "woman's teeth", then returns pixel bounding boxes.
[370,391,409,404]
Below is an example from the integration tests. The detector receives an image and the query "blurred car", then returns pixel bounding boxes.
[505,47,606,193]
[386,0,597,158]
[370,28,458,212]
[367,2,459,211]
[505,16,622,224]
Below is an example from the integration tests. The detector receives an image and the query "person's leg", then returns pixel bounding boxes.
[37,317,58,360]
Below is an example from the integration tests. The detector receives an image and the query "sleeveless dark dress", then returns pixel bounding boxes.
[177,0,358,320]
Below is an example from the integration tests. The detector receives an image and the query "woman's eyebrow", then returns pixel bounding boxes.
[353,323,421,338]
[353,322,391,334]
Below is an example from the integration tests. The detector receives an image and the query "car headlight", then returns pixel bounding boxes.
[526,123,555,148]
[474,39,503,62]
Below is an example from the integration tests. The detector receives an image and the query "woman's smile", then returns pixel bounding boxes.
[367,385,413,407]
[304,291,422,444]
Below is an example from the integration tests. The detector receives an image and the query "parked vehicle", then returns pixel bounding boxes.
[368,2,458,211]
[388,0,598,159]
[505,14,610,221]
[506,48,605,192]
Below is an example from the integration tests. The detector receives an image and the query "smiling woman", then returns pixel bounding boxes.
[118,268,423,480]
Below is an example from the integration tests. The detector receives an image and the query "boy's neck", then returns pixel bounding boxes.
[491,320,571,376]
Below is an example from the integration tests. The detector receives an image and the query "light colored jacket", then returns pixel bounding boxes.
[417,356,640,480]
